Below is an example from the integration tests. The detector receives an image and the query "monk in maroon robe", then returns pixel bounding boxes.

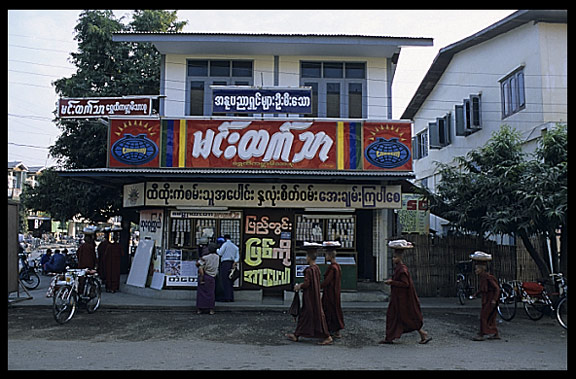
[77,234,97,269]
[104,232,123,293]
[472,263,501,341]
[380,250,431,344]
[286,249,332,345]
[97,229,110,281]
[321,248,345,338]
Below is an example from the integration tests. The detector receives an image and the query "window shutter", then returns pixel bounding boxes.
[428,121,441,149]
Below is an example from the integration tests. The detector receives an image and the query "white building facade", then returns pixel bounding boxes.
[401,10,567,234]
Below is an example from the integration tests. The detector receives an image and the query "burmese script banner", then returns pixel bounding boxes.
[124,182,402,209]
[108,118,412,172]
[242,209,294,290]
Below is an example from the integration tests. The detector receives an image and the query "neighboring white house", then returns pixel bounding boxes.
[401,10,567,235]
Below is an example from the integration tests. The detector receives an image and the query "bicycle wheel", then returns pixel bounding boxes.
[498,282,517,321]
[20,269,40,290]
[523,299,545,321]
[85,278,101,313]
[556,297,567,329]
[456,279,466,305]
[53,285,77,324]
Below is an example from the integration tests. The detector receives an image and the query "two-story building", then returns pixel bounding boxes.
[401,10,567,235]
[63,32,432,296]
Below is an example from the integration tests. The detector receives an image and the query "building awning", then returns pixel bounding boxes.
[58,167,415,188]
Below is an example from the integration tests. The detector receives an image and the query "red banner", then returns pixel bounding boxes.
[107,118,413,172]
[186,120,338,170]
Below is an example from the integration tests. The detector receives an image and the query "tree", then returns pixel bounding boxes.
[22,10,187,223]
[425,124,567,278]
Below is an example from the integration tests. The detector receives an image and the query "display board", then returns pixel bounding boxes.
[242,209,294,290]
[126,239,155,288]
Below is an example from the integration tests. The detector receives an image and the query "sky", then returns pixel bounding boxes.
[8,9,516,167]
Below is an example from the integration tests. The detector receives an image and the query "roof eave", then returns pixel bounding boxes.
[401,9,567,120]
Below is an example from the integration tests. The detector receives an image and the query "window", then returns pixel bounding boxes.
[300,61,366,118]
[500,67,525,118]
[412,130,428,159]
[326,83,341,118]
[186,59,254,116]
[455,94,482,136]
[429,113,451,149]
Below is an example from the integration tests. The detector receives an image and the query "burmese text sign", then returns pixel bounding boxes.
[242,209,294,290]
[107,118,413,172]
[212,87,312,114]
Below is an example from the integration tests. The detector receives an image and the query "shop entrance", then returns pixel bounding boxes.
[356,210,375,281]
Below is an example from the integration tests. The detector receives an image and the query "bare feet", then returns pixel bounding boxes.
[285,333,298,342]
[318,336,333,345]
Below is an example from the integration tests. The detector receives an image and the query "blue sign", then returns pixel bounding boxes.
[364,137,411,169]
[212,87,312,114]
[111,133,159,165]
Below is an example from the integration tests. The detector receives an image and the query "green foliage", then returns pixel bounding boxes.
[24,10,187,223]
[425,124,567,276]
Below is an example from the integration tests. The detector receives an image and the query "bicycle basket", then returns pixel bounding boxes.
[522,282,544,296]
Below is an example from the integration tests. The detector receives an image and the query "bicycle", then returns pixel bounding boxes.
[52,268,102,324]
[456,260,475,305]
[18,252,40,290]
[497,273,567,329]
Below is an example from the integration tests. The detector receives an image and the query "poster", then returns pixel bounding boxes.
[164,249,199,287]
[109,119,161,167]
[398,194,430,234]
[242,209,294,290]
[363,121,412,171]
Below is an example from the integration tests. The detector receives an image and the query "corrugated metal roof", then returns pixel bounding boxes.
[59,167,413,178]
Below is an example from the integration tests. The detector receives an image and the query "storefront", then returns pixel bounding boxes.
[101,116,414,293]
[60,32,432,295]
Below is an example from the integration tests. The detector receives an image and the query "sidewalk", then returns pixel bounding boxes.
[8,274,481,312]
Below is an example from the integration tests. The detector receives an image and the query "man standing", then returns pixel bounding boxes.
[380,248,431,345]
[286,249,332,345]
[321,247,345,339]
[471,252,501,341]
[217,234,239,302]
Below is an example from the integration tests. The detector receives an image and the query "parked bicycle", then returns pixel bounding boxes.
[52,268,101,324]
[18,252,40,290]
[456,260,475,305]
[497,273,567,329]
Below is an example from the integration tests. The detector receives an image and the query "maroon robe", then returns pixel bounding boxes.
[477,271,500,335]
[294,264,330,339]
[104,242,123,291]
[77,241,97,269]
[321,261,345,333]
[385,262,424,342]
[97,240,109,280]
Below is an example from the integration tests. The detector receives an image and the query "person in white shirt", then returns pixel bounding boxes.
[217,234,239,302]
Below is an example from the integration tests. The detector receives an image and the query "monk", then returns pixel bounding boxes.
[286,249,333,345]
[321,248,345,338]
[380,250,431,344]
[471,262,501,341]
[97,228,111,281]
[104,230,123,293]
[77,233,97,269]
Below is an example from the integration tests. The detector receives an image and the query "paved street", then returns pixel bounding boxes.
[8,306,567,370]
